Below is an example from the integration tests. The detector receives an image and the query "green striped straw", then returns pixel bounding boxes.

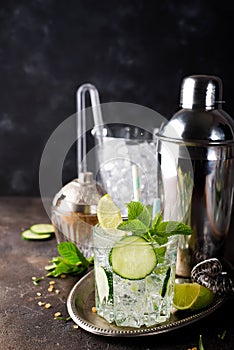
[132,164,141,202]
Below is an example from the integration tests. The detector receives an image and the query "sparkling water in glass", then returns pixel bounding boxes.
[93,225,178,328]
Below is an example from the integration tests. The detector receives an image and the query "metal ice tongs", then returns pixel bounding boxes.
[76,83,104,177]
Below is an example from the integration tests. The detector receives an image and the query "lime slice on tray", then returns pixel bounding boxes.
[110,235,157,280]
[173,282,215,311]
[97,194,123,229]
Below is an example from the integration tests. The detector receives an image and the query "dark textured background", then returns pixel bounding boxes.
[1,0,234,196]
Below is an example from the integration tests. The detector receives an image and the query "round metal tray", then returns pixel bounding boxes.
[67,269,225,337]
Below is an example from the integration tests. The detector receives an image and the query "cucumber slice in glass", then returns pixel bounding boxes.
[30,224,54,234]
[110,235,157,280]
[22,229,52,240]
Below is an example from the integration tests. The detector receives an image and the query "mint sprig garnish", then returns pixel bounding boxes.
[118,201,151,235]
[46,242,93,277]
[117,201,192,245]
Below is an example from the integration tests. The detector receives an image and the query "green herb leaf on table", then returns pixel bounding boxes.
[199,334,205,350]
[46,242,93,277]
[58,242,89,268]
[218,330,227,340]
[32,276,44,285]
[54,316,71,322]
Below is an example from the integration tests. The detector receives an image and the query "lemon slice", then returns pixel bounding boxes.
[173,282,215,311]
[97,194,123,229]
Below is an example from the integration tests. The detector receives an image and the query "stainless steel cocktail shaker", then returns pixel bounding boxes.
[157,75,234,276]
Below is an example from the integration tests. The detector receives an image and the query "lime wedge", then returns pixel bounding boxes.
[173,282,215,311]
[97,194,122,229]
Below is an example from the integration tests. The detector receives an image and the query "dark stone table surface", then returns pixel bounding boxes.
[1,196,234,350]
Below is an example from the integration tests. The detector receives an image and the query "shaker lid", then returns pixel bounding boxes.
[157,74,234,144]
[180,75,223,109]
[52,172,105,213]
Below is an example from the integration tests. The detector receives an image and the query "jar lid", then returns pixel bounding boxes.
[180,75,223,109]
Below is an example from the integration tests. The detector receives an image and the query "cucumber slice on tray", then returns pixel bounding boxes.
[30,224,54,234]
[21,224,55,240]
[110,235,157,280]
[22,229,52,240]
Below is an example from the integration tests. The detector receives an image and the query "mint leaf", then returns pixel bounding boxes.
[118,201,193,246]
[154,246,166,264]
[155,221,192,236]
[58,242,89,268]
[119,201,151,234]
[46,242,93,277]
[46,261,75,277]
[118,219,148,235]
[138,205,151,228]
[127,201,144,220]
[148,228,169,245]
[152,212,163,227]
[127,201,151,228]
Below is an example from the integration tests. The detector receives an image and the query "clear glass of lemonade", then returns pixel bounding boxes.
[93,224,178,328]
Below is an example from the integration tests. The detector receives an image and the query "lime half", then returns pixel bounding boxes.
[173,282,215,311]
[97,194,122,229]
